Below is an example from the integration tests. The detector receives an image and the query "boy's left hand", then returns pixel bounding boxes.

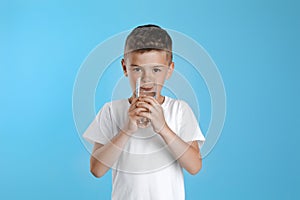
[136,96,166,133]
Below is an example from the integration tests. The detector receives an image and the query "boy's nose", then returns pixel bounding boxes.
[141,70,154,81]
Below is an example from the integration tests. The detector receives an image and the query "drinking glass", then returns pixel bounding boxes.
[135,77,157,128]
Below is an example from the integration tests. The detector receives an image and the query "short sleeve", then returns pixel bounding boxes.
[82,103,114,145]
[178,101,206,149]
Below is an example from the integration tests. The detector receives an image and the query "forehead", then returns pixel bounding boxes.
[125,50,169,66]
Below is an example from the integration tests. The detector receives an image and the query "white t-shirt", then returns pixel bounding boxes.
[83,96,205,200]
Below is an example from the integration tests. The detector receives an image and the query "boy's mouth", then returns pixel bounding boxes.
[140,87,153,91]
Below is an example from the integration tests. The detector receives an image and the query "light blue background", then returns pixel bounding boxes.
[1,0,299,199]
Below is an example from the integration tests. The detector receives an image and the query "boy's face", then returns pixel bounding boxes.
[122,50,174,98]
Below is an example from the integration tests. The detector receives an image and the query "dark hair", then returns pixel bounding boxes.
[124,24,173,62]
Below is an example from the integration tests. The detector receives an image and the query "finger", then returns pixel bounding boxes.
[131,98,139,105]
[140,96,158,104]
[131,97,138,104]
[136,102,155,113]
[130,115,142,121]
[129,98,139,111]
[138,111,152,120]
[139,96,160,109]
[129,107,148,116]
[130,96,150,111]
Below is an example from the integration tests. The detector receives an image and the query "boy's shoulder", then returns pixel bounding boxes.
[162,96,191,111]
[164,95,188,104]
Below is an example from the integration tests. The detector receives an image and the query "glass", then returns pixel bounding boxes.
[135,77,157,128]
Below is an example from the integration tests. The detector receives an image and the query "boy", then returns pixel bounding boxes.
[83,24,205,200]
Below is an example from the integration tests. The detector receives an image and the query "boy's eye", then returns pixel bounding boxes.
[153,68,161,72]
[133,68,141,72]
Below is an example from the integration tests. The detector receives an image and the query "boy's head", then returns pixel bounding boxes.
[122,24,174,98]
[124,24,173,63]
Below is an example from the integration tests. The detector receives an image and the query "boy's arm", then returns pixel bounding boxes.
[90,97,145,178]
[91,126,201,177]
[137,96,202,175]
[158,125,202,175]
[90,129,131,178]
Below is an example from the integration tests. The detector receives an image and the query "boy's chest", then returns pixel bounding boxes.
[126,128,166,153]
[115,129,175,173]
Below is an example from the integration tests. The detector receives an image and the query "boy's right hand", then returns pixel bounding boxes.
[123,97,147,135]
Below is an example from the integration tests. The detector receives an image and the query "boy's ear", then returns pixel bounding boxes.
[165,62,174,80]
[121,58,128,77]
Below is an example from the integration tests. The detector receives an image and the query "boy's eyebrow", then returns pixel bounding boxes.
[129,64,141,67]
[129,64,167,68]
[152,65,165,68]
